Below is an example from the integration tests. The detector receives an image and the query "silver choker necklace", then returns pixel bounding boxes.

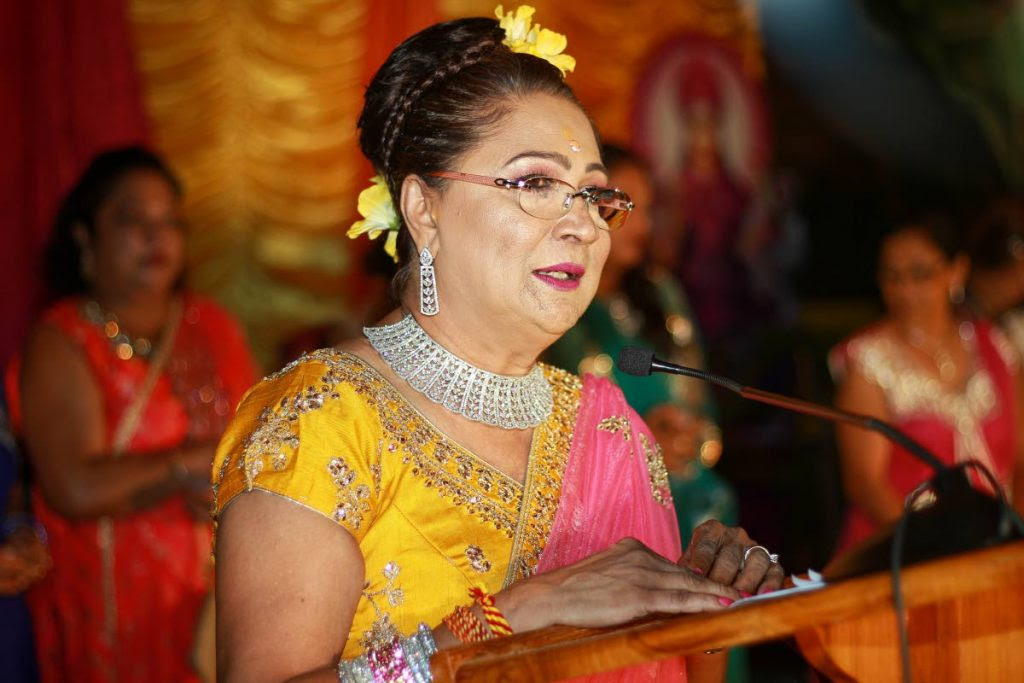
[364,314,553,430]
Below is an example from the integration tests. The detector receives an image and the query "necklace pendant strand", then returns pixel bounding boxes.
[364,314,553,430]
[83,300,154,361]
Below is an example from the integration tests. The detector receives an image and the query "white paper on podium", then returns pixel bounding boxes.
[730,570,825,607]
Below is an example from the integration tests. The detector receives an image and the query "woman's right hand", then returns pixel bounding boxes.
[499,537,740,633]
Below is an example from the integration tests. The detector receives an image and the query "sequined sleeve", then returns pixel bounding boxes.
[832,329,895,392]
[212,352,383,540]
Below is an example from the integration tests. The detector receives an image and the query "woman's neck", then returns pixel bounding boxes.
[893,311,956,341]
[398,303,544,377]
[90,288,175,339]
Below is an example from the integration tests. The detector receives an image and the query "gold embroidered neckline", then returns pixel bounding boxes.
[332,350,531,489]
[849,328,997,424]
[235,348,580,578]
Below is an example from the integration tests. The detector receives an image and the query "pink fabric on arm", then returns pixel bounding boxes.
[537,374,686,682]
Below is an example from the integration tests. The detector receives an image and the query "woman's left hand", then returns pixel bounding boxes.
[679,520,785,596]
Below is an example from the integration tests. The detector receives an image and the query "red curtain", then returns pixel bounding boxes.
[0,0,149,370]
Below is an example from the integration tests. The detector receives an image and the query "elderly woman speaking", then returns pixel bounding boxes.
[213,7,783,682]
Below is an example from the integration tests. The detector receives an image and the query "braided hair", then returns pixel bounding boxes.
[358,17,583,295]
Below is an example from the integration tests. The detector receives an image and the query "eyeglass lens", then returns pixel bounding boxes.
[517,178,630,230]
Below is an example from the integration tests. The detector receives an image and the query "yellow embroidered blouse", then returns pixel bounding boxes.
[212,349,581,657]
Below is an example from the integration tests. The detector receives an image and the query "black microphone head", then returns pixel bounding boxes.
[618,347,655,376]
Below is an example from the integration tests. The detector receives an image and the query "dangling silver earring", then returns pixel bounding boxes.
[80,249,95,284]
[949,283,965,305]
[419,247,439,316]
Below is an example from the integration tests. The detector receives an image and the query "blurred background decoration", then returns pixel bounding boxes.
[6,0,1019,367]
[127,0,766,365]
[1,0,764,368]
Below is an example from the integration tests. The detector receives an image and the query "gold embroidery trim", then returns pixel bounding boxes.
[465,545,492,573]
[328,456,371,529]
[597,415,631,441]
[639,432,671,506]
[504,365,580,585]
[359,561,404,651]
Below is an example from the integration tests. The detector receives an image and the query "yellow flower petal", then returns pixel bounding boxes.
[547,53,576,75]
[347,175,400,249]
[496,5,575,77]
[534,27,567,55]
[384,229,399,262]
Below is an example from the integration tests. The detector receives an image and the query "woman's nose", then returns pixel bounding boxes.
[553,194,601,243]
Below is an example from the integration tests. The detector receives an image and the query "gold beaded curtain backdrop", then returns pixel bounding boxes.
[129,0,761,367]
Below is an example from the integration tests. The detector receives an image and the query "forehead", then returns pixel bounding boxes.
[104,169,176,205]
[465,93,599,168]
[880,230,947,265]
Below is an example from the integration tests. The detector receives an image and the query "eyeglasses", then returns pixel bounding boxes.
[430,171,634,231]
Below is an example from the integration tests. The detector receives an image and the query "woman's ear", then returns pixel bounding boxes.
[399,175,439,255]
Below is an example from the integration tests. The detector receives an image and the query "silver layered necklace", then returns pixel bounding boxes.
[364,314,553,430]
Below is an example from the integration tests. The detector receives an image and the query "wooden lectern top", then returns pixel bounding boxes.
[430,540,1024,682]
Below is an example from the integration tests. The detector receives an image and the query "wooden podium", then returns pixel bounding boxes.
[430,540,1024,682]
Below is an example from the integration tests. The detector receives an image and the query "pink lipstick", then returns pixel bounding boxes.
[532,262,585,291]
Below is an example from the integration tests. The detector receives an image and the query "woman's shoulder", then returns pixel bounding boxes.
[36,297,89,333]
[240,348,384,426]
[213,349,388,531]
[828,321,897,383]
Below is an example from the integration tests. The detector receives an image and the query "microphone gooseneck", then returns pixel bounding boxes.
[617,346,945,472]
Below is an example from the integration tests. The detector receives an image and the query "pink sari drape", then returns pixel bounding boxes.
[537,375,687,682]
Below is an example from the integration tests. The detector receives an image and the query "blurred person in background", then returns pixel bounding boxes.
[7,147,258,681]
[0,398,47,683]
[829,212,1024,556]
[966,198,1024,357]
[674,59,755,345]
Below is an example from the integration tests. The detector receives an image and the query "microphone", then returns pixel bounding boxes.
[618,347,944,469]
[617,346,1022,578]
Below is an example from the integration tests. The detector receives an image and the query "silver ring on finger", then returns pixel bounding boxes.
[742,545,779,566]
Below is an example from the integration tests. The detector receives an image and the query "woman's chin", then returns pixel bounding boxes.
[533,300,587,339]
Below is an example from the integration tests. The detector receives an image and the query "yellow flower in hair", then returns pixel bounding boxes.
[495,5,576,77]
[347,175,400,262]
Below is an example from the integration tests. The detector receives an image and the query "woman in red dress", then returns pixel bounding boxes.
[8,147,258,681]
[830,212,1024,555]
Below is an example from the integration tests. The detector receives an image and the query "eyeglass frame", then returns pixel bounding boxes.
[429,170,634,231]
